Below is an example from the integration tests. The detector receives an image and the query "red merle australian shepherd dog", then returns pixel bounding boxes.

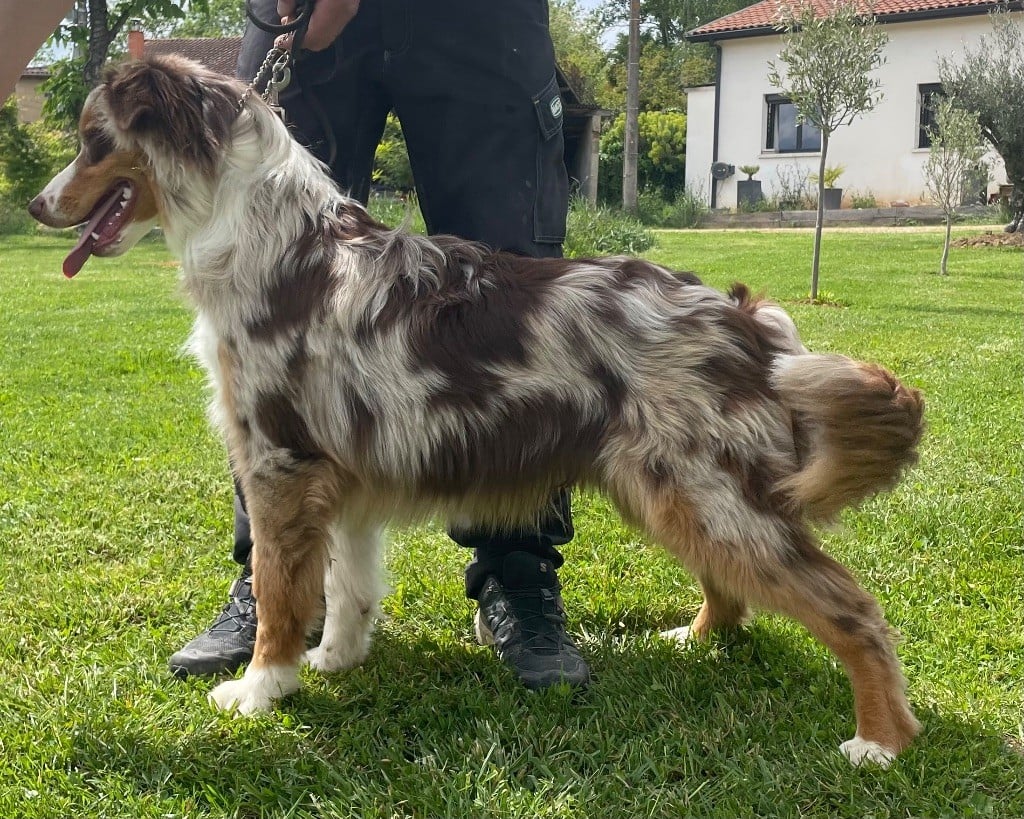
[30,56,924,766]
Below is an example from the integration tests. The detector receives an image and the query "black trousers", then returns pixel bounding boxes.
[235,0,574,598]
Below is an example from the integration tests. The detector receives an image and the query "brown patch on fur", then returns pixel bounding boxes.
[243,459,344,669]
[406,251,568,392]
[254,391,323,461]
[245,220,342,340]
[715,448,784,515]
[46,147,159,229]
[697,300,783,413]
[345,390,377,457]
[417,394,606,501]
[327,201,391,241]
[608,257,703,289]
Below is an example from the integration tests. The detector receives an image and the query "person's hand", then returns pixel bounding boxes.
[275,0,360,52]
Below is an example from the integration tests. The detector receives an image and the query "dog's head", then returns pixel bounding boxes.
[29,55,245,277]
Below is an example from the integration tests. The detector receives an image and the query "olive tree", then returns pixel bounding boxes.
[939,8,1024,233]
[923,99,988,275]
[767,0,887,300]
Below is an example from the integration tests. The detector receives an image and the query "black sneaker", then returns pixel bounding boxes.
[169,561,257,679]
[474,551,590,690]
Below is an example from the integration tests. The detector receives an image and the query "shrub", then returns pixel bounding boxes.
[372,114,414,192]
[637,187,708,228]
[364,193,655,258]
[565,197,655,258]
[0,99,75,236]
[768,163,815,210]
[599,110,687,204]
[849,189,878,209]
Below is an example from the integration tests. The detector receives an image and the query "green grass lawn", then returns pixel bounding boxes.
[0,228,1021,817]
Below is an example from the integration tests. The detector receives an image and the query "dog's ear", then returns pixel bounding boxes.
[104,56,238,170]
[105,58,194,135]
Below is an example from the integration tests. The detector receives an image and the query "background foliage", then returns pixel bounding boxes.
[599,110,687,204]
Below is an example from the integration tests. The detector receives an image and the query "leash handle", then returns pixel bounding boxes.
[245,0,311,35]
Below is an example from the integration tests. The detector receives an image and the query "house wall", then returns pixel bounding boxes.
[683,85,716,203]
[686,15,1014,209]
[13,75,47,123]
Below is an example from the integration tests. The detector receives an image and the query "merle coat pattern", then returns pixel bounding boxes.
[29,56,924,767]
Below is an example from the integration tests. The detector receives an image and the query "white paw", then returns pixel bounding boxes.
[839,736,897,768]
[207,666,300,715]
[474,609,495,646]
[304,641,368,674]
[659,626,694,646]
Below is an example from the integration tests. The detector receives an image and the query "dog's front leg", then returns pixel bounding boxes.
[209,458,332,715]
[305,519,385,673]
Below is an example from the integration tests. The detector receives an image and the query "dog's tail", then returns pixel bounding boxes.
[770,353,924,523]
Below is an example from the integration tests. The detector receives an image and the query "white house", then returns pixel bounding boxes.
[684,0,1019,209]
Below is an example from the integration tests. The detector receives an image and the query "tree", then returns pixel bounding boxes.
[599,0,753,109]
[549,0,609,106]
[43,0,201,128]
[599,110,687,203]
[923,99,988,276]
[603,35,694,111]
[162,0,245,38]
[939,8,1024,233]
[599,0,754,48]
[767,0,887,301]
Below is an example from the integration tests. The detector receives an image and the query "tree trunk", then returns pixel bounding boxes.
[811,132,829,301]
[83,0,117,90]
[622,0,640,214]
[1004,157,1024,234]
[940,216,951,275]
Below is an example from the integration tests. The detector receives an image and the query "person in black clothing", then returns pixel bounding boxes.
[169,0,590,690]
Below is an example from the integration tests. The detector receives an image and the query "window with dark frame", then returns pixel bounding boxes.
[917,83,945,149]
[764,95,821,153]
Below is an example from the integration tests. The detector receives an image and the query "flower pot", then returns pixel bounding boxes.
[737,179,763,208]
[821,187,843,210]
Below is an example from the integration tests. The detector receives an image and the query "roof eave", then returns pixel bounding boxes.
[685,1,1022,44]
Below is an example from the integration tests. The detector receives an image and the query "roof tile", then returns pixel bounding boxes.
[143,37,243,77]
[689,0,1006,38]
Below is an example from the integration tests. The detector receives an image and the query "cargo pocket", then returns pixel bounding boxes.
[531,73,569,246]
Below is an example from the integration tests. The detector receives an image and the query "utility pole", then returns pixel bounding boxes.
[623,0,640,213]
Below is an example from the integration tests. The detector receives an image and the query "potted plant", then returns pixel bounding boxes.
[810,165,845,210]
[737,164,763,209]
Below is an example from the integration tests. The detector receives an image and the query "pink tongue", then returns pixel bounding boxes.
[62,186,127,278]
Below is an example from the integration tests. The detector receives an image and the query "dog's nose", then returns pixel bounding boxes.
[27,195,45,221]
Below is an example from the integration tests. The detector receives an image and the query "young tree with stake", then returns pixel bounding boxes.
[768,0,887,301]
[923,99,988,276]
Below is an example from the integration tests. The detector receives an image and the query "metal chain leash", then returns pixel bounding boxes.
[236,46,292,119]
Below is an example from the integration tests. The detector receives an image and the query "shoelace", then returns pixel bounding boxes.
[502,589,569,653]
[207,581,256,634]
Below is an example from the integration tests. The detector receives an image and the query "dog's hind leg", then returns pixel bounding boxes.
[617,475,919,766]
[661,578,749,645]
[754,541,921,767]
[209,459,336,715]
[305,519,385,674]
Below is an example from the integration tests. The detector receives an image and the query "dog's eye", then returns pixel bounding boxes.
[82,129,116,164]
